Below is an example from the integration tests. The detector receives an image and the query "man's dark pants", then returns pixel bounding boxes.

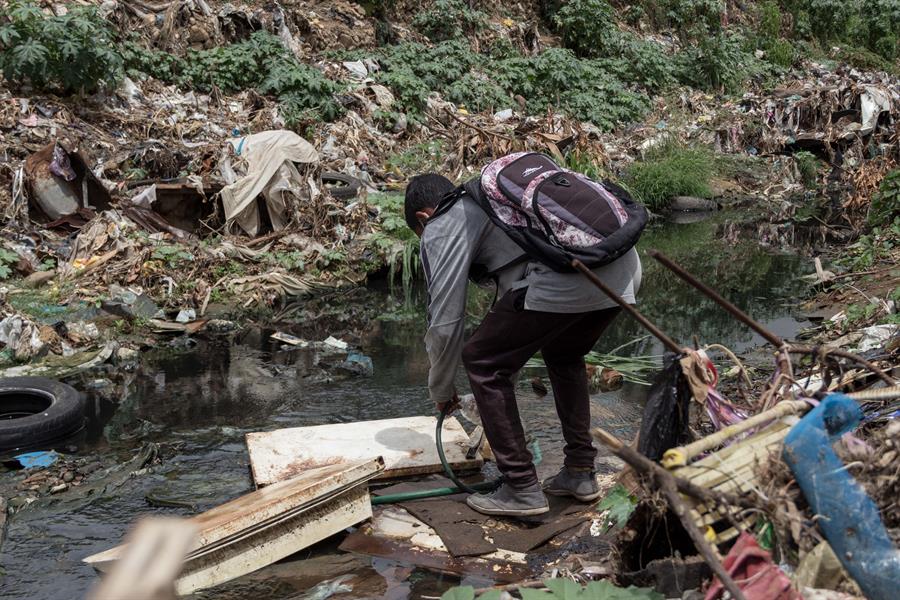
[462,287,621,489]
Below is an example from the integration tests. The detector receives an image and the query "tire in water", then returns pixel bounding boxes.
[0,377,85,452]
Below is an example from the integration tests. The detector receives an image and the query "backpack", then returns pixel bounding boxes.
[446,152,648,273]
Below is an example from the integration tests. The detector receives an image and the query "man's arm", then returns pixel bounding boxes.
[421,221,478,409]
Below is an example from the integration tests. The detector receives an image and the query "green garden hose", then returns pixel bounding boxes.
[371,404,541,505]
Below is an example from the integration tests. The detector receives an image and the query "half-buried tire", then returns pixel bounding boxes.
[0,377,84,452]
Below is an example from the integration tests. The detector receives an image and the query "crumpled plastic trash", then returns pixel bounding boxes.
[15,450,60,469]
[297,574,354,600]
[457,393,481,426]
[856,323,899,353]
[338,351,373,377]
[175,309,196,323]
[49,144,76,181]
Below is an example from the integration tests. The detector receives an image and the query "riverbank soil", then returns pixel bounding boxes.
[0,0,898,598]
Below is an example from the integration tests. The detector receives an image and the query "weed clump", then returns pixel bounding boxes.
[412,0,486,42]
[869,170,900,227]
[624,140,716,210]
[122,31,343,125]
[0,1,123,93]
[793,151,820,189]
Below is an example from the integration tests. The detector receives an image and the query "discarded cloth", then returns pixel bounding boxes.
[220,130,319,236]
[705,532,800,600]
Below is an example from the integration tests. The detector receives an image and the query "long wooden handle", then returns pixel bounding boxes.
[571,259,682,354]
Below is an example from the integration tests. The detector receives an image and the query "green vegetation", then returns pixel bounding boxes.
[367,193,421,295]
[838,218,900,270]
[624,140,716,210]
[122,31,342,125]
[596,484,639,533]
[784,0,900,64]
[0,248,18,279]
[439,579,662,600]
[151,245,194,269]
[869,170,900,227]
[794,151,820,188]
[412,0,486,42]
[368,41,651,129]
[0,1,123,93]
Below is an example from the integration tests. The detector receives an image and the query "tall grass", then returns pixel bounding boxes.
[624,139,716,211]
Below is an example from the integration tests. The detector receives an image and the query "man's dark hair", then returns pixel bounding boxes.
[404,173,455,230]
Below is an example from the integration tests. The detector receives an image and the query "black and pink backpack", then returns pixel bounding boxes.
[449,152,648,272]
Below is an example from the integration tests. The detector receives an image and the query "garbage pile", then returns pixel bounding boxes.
[587,258,900,599]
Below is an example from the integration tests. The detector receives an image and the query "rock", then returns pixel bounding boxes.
[670,196,719,211]
[175,308,196,323]
[115,346,140,365]
[206,319,238,333]
[23,270,56,288]
[531,377,548,395]
[62,470,75,483]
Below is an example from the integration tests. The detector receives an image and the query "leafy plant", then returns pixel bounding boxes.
[838,218,900,270]
[676,32,756,92]
[0,248,18,279]
[412,0,486,42]
[367,193,421,295]
[624,139,716,210]
[869,169,900,227]
[794,151,820,188]
[122,31,342,125]
[368,42,651,130]
[664,0,724,41]
[152,245,194,268]
[596,484,638,533]
[386,140,446,176]
[0,1,123,93]
[553,0,619,57]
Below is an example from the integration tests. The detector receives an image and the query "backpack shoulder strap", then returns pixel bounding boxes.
[429,184,467,222]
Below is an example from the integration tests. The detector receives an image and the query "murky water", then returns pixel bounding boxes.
[0,212,811,599]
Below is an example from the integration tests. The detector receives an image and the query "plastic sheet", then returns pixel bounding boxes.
[637,352,691,460]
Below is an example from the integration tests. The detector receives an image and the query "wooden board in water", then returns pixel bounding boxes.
[246,416,482,486]
[84,458,383,594]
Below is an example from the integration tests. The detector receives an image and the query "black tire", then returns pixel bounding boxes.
[0,377,84,452]
[321,171,362,200]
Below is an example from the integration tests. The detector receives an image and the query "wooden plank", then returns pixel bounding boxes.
[176,486,371,594]
[85,459,382,594]
[246,416,482,486]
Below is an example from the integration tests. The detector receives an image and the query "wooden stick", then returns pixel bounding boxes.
[592,428,748,600]
[786,345,896,386]
[661,400,809,468]
[572,259,682,354]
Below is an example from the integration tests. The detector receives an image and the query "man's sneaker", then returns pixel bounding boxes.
[543,467,602,502]
[466,482,550,517]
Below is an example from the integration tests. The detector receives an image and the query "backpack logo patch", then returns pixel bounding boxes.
[522,166,543,177]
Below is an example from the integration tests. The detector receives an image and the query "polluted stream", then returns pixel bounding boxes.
[0,212,812,599]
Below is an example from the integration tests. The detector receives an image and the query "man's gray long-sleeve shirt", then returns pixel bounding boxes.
[421,192,642,406]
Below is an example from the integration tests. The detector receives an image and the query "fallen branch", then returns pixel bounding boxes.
[787,344,896,386]
[592,428,748,600]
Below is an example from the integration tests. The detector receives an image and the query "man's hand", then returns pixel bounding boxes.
[436,392,460,413]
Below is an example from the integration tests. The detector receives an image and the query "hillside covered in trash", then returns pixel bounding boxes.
[0,0,898,342]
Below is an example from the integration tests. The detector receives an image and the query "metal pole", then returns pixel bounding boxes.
[571,259,682,354]
[648,251,784,348]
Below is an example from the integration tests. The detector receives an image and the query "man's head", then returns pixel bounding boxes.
[404,173,455,236]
